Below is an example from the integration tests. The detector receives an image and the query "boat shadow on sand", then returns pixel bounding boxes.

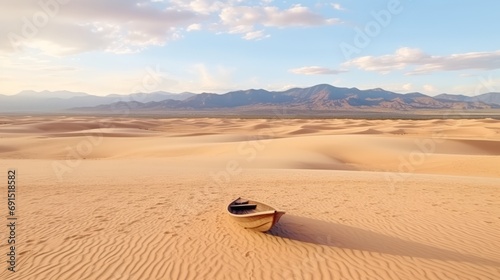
[267,215,500,267]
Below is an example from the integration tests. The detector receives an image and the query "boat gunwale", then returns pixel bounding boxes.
[226,197,285,218]
[227,209,278,218]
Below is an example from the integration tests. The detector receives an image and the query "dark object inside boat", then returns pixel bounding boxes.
[230,204,257,210]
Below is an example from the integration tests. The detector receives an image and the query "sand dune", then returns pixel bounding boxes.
[1,117,499,177]
[0,116,499,279]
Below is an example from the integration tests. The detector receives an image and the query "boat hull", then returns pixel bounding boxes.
[227,198,285,232]
[229,211,285,232]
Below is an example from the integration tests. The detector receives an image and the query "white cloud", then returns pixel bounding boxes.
[169,0,226,14]
[402,83,412,91]
[218,4,340,40]
[265,5,340,26]
[1,0,200,55]
[423,84,438,94]
[220,4,339,28]
[243,30,269,40]
[331,3,345,11]
[343,47,500,75]
[189,63,235,92]
[1,1,340,53]
[410,51,500,75]
[187,23,202,31]
[290,66,346,75]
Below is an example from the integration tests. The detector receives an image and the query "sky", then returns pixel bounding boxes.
[1,0,499,96]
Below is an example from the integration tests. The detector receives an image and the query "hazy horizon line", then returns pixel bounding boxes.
[1,84,497,98]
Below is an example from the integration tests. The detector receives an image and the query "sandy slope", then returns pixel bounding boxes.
[0,116,499,279]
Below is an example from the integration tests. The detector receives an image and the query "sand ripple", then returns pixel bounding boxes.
[0,117,499,279]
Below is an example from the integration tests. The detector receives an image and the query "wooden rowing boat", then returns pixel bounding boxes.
[227,197,285,232]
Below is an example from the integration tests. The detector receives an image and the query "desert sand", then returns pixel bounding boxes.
[0,115,499,279]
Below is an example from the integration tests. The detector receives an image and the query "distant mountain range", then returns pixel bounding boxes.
[435,92,500,104]
[0,91,195,112]
[1,85,499,113]
[74,84,500,112]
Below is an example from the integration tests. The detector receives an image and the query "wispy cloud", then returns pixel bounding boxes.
[190,63,235,92]
[1,0,199,55]
[422,84,438,94]
[1,1,339,55]
[243,30,269,40]
[169,0,226,14]
[218,4,340,40]
[187,24,202,32]
[343,48,500,75]
[331,3,345,11]
[289,66,347,75]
